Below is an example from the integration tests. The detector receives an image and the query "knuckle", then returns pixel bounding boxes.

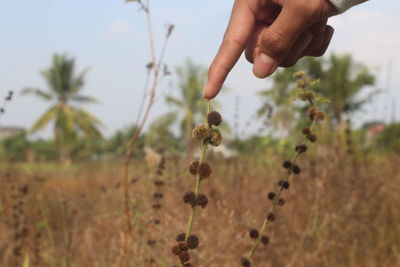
[261,30,287,59]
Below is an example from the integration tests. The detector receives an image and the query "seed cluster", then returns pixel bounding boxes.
[0,90,13,122]
[172,105,223,266]
[241,71,327,266]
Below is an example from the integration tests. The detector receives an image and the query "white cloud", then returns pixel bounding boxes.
[105,20,133,38]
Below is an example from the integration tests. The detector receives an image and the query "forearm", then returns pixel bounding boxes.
[329,0,368,13]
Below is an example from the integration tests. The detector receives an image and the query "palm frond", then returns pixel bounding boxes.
[31,106,57,132]
[20,87,54,100]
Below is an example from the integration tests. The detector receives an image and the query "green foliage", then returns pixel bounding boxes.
[375,123,400,153]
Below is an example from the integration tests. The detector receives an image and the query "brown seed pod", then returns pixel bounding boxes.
[278,198,285,206]
[208,128,222,146]
[261,235,270,245]
[207,111,222,126]
[305,91,315,101]
[186,234,199,249]
[282,160,292,169]
[249,229,259,239]
[192,124,210,141]
[267,212,276,222]
[267,192,275,200]
[188,160,199,176]
[295,144,308,153]
[198,162,212,179]
[241,257,251,267]
[293,165,301,174]
[178,241,188,251]
[302,127,311,135]
[184,264,194,267]
[176,233,186,242]
[179,251,190,263]
[308,133,317,143]
[171,245,182,255]
[196,194,208,208]
[183,192,196,206]
[316,110,326,121]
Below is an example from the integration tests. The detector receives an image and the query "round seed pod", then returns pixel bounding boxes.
[295,144,308,153]
[282,160,292,169]
[196,194,208,208]
[267,192,275,200]
[198,162,212,179]
[240,257,251,267]
[186,234,199,249]
[188,160,199,176]
[208,129,222,146]
[261,235,270,245]
[278,198,285,206]
[249,229,259,239]
[305,91,315,101]
[153,192,163,199]
[293,165,301,174]
[183,191,196,206]
[207,111,222,126]
[179,251,190,263]
[308,107,317,121]
[154,180,164,186]
[152,204,161,209]
[178,241,188,251]
[192,124,210,141]
[308,133,317,143]
[176,233,186,242]
[171,245,182,255]
[316,110,326,121]
[267,212,276,222]
[184,264,194,267]
[281,181,290,189]
[302,128,311,135]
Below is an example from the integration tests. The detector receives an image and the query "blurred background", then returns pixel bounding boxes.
[0,0,399,267]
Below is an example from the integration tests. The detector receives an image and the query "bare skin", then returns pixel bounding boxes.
[203,0,337,99]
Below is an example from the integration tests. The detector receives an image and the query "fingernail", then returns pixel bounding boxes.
[253,53,277,78]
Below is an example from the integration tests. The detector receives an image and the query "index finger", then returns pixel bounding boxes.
[203,0,255,99]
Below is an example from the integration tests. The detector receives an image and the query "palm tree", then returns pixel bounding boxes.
[22,53,103,163]
[164,59,226,156]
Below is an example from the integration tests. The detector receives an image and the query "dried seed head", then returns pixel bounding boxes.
[196,194,208,208]
[267,192,276,200]
[316,110,326,121]
[208,128,222,146]
[282,160,292,169]
[293,71,305,79]
[308,107,317,121]
[308,133,317,143]
[152,204,161,209]
[153,192,163,198]
[207,111,222,126]
[154,180,164,186]
[279,180,290,189]
[249,229,259,239]
[278,198,285,206]
[183,191,196,206]
[188,160,199,176]
[184,264,194,267]
[176,233,186,242]
[186,234,199,249]
[293,165,301,174]
[267,212,276,222]
[295,144,308,153]
[147,240,156,246]
[179,251,190,263]
[305,91,315,101]
[302,128,311,135]
[172,245,182,255]
[261,235,270,245]
[192,124,210,141]
[241,257,251,267]
[198,162,212,179]
[178,241,188,251]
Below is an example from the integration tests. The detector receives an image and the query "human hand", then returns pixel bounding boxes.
[203,0,337,99]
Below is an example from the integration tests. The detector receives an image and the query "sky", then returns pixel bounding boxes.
[0,0,399,139]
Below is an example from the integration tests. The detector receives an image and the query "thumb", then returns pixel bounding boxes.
[253,3,316,78]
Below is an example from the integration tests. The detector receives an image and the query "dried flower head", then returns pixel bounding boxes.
[196,194,208,208]
[278,198,285,206]
[295,144,308,153]
[267,192,276,200]
[282,160,292,169]
[207,111,222,126]
[267,212,276,222]
[304,91,315,101]
[172,245,182,255]
[316,110,326,121]
[179,251,190,263]
[241,257,251,267]
[178,241,188,251]
[186,234,199,249]
[198,162,212,179]
[308,107,317,121]
[183,192,196,206]
[261,235,270,245]
[208,128,222,146]
[293,165,301,174]
[308,133,317,143]
[184,263,194,267]
[302,127,311,135]
[192,124,210,141]
[188,160,199,176]
[249,229,259,239]
[176,233,186,242]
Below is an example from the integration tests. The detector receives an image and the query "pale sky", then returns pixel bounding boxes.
[1,0,399,138]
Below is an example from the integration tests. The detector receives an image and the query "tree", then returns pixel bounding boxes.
[21,54,103,164]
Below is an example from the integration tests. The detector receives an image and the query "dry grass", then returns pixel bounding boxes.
[0,148,399,267]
